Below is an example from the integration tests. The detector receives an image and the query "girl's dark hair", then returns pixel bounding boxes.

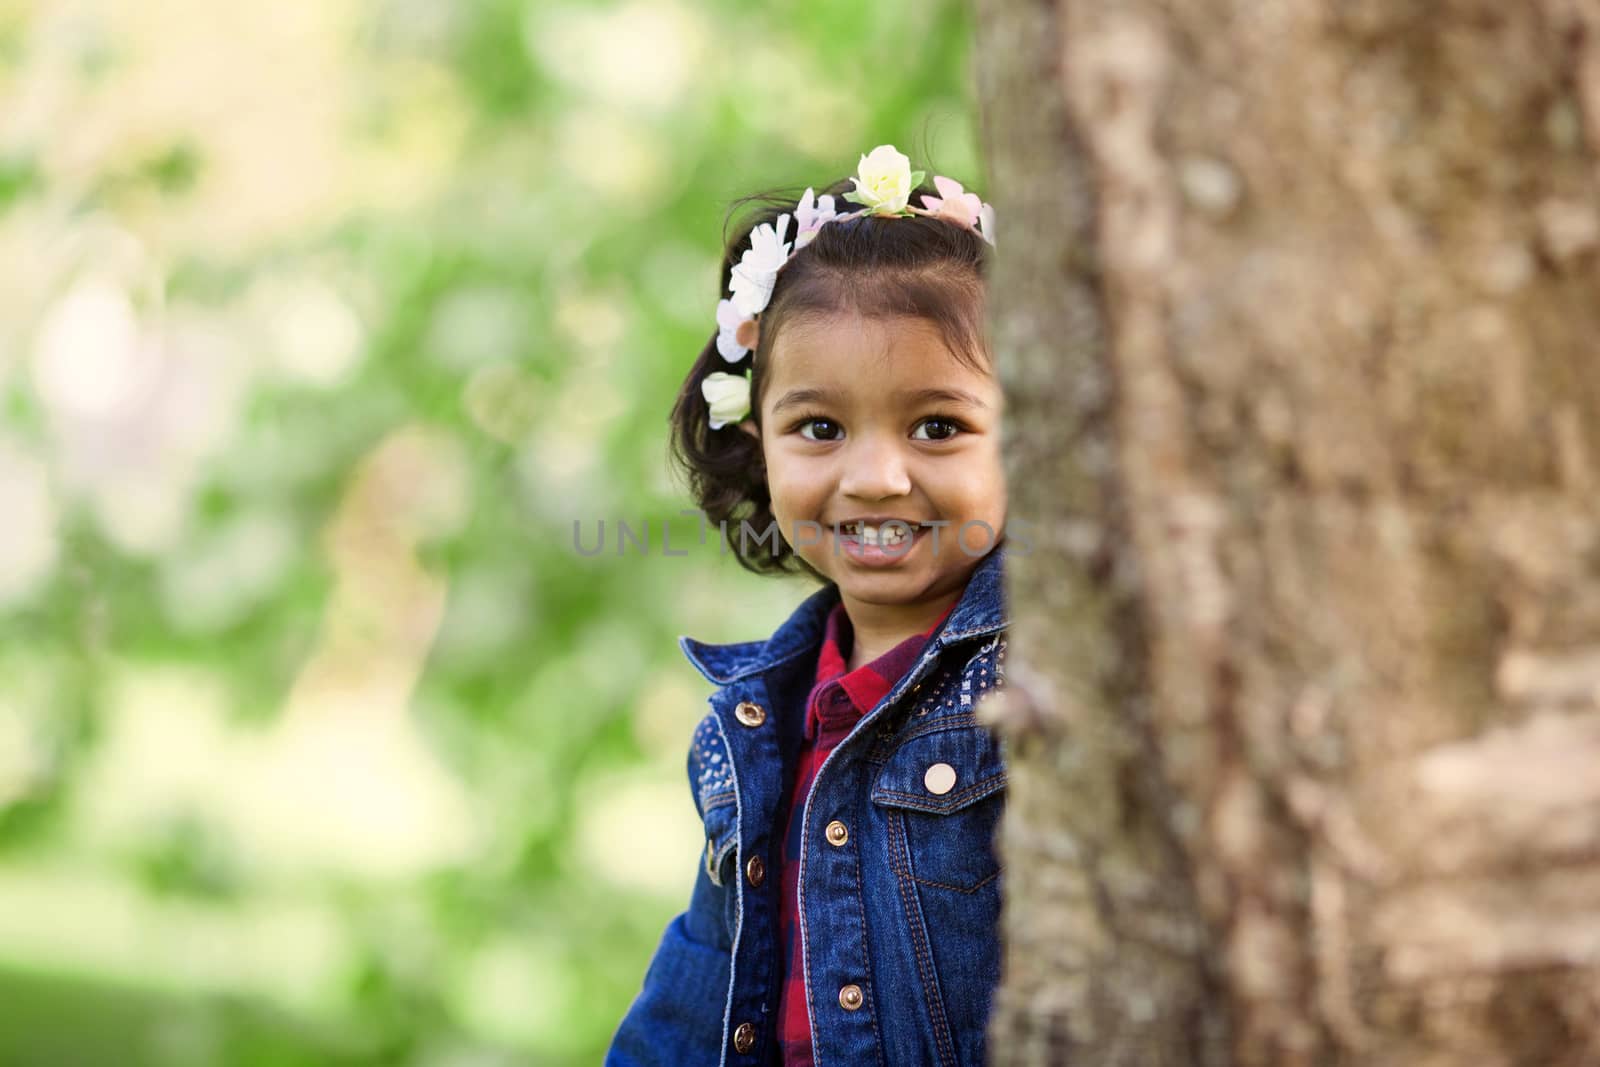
[668,173,993,579]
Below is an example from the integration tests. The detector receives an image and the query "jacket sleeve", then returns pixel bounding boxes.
[604,850,734,1066]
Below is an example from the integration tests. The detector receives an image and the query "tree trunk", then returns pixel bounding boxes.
[970,1,1600,1064]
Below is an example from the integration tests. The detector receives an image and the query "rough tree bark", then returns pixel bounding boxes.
[970,1,1600,1065]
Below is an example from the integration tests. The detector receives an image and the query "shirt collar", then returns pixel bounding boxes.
[807,598,954,736]
[678,542,1008,686]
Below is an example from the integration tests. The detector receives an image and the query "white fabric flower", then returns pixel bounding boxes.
[978,201,997,247]
[794,187,837,249]
[844,144,924,216]
[716,298,753,361]
[702,370,751,429]
[728,213,793,317]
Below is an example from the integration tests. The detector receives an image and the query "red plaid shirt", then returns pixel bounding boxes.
[774,598,954,1066]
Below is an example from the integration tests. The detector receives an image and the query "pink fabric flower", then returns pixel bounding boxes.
[977,201,997,247]
[794,187,838,249]
[920,175,987,234]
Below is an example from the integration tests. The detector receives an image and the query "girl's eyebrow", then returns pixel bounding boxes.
[897,386,990,409]
[771,386,840,413]
[771,386,989,413]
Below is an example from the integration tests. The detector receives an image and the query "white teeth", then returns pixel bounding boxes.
[852,522,910,546]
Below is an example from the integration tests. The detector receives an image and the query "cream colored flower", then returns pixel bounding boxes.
[843,144,925,216]
[701,370,751,429]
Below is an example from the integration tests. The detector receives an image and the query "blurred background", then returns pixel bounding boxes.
[0,0,982,1063]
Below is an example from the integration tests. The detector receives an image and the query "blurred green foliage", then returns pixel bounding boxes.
[0,0,980,1062]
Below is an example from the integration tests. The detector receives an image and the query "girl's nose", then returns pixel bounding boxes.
[839,436,912,500]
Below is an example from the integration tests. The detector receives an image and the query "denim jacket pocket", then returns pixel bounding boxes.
[699,792,738,887]
[689,712,739,888]
[870,724,1007,893]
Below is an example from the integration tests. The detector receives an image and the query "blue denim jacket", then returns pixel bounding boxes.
[608,547,1009,1067]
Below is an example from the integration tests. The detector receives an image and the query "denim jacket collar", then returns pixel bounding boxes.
[678,545,1008,686]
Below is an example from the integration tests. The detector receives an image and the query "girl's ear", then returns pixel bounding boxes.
[737,418,760,441]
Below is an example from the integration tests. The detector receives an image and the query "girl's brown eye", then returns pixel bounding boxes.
[800,418,843,442]
[913,417,961,441]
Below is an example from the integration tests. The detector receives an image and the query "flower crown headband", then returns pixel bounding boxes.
[701,144,996,430]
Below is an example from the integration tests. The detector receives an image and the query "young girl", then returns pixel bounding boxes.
[608,145,1009,1067]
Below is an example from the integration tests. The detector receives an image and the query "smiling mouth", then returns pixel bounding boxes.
[831,521,927,566]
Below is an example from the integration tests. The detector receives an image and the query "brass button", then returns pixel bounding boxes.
[825,820,848,846]
[734,701,767,727]
[745,854,765,887]
[732,1021,756,1053]
[839,984,864,1011]
[924,762,957,795]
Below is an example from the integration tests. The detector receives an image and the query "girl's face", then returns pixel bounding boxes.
[743,311,1006,613]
